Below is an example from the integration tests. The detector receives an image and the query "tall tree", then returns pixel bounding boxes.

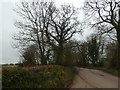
[46,5,80,65]
[84,0,120,68]
[14,0,81,65]
[14,1,54,65]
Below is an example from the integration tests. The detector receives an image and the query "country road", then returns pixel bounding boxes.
[71,68,119,88]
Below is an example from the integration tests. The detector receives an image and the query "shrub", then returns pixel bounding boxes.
[2,65,74,88]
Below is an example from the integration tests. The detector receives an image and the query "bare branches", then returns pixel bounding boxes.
[47,5,80,45]
[14,1,57,64]
[84,0,120,42]
[14,0,81,65]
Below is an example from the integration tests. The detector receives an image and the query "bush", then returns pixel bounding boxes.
[2,65,74,88]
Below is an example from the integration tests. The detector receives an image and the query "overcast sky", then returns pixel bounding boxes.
[0,0,93,64]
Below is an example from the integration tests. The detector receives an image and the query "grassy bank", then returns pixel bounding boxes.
[96,68,119,77]
[2,65,75,88]
[87,66,119,77]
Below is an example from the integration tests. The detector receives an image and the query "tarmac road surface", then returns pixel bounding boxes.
[71,68,119,88]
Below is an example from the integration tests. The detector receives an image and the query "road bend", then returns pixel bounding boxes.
[71,68,119,88]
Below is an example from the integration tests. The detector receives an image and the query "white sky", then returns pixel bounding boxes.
[0,0,93,64]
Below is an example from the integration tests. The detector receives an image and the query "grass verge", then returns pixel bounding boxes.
[87,66,120,77]
[96,68,119,77]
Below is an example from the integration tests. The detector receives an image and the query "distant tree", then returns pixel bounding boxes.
[22,44,36,66]
[84,0,120,68]
[75,34,105,67]
[9,63,14,66]
[63,40,78,66]
[13,1,55,65]
[76,42,89,67]
[87,35,100,66]
[106,42,118,69]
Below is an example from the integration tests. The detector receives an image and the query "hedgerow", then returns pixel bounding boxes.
[2,65,74,88]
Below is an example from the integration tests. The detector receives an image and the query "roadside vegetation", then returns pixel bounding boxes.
[87,66,119,77]
[97,68,119,77]
[2,65,75,88]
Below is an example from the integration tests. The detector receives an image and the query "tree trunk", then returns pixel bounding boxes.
[41,55,47,65]
[41,30,47,65]
[36,30,47,65]
[56,43,64,65]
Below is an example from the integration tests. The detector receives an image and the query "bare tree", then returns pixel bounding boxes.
[14,1,54,65]
[84,0,120,68]
[13,0,81,65]
[46,5,81,65]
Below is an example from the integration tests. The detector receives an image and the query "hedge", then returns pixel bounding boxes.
[2,65,74,88]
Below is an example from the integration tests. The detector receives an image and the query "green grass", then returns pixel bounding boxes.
[2,65,75,88]
[96,68,119,77]
[87,66,119,77]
